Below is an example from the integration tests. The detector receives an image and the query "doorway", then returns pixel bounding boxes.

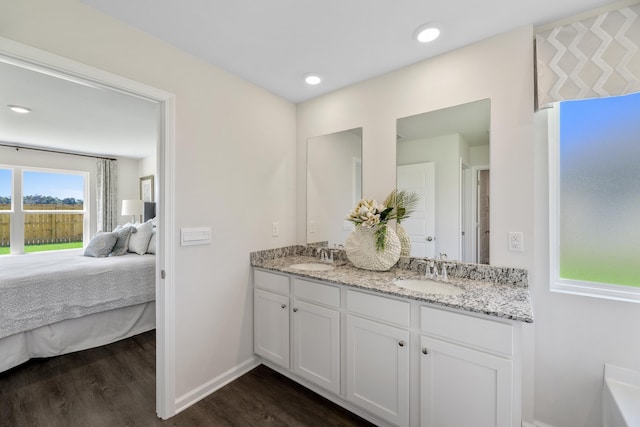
[0,37,176,418]
[477,169,490,264]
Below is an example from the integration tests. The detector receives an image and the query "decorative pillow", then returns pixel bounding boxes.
[84,232,118,257]
[128,221,154,255]
[110,225,136,256]
[146,229,156,255]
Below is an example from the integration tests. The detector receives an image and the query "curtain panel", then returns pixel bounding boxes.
[96,159,117,232]
[535,4,640,110]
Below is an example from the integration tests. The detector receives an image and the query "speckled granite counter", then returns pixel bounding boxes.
[251,245,534,323]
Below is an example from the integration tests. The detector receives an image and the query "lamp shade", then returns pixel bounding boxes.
[122,199,144,216]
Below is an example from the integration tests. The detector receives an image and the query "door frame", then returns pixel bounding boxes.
[471,165,490,264]
[0,37,177,419]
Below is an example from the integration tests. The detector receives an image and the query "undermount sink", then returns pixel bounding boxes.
[289,263,335,272]
[393,279,464,296]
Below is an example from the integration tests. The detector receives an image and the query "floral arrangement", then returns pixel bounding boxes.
[346,190,420,253]
[346,198,395,251]
[384,189,419,225]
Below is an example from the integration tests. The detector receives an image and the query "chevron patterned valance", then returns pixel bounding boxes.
[535,4,640,110]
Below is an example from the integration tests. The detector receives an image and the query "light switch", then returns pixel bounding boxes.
[181,227,211,246]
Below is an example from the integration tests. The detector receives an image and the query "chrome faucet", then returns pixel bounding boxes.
[318,248,333,263]
[422,259,435,279]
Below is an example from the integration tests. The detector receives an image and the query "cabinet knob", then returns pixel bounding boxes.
[422,348,429,355]
[281,304,286,309]
[398,340,405,347]
[293,308,298,312]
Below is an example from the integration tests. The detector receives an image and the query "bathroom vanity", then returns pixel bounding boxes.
[250,246,533,427]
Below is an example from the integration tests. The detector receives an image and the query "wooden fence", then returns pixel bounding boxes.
[0,204,83,247]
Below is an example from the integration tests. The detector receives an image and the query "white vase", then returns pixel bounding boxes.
[345,225,401,271]
[396,223,411,257]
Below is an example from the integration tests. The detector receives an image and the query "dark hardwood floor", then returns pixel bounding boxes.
[0,331,375,427]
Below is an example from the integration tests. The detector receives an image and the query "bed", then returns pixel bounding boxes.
[0,248,155,373]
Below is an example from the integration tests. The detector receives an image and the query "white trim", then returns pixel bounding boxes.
[175,356,261,414]
[470,164,489,264]
[548,103,640,303]
[0,37,177,418]
[522,421,555,427]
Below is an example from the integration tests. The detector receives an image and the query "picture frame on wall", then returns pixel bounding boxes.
[140,175,154,202]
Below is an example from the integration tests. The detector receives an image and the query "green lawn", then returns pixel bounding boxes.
[0,241,83,255]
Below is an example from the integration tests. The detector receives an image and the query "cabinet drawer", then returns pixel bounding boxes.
[293,279,340,308]
[254,269,289,294]
[421,306,513,356]
[347,290,410,327]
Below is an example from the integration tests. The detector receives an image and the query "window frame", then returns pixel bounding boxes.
[0,164,90,255]
[548,103,640,303]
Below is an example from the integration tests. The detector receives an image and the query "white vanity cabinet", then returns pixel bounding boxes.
[419,305,518,427]
[291,278,341,394]
[346,291,410,427]
[253,267,524,427]
[254,270,290,369]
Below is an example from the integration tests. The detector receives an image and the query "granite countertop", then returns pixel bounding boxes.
[251,249,534,323]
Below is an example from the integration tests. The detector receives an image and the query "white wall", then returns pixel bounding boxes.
[297,26,537,421]
[1,0,296,412]
[533,109,640,427]
[0,145,140,236]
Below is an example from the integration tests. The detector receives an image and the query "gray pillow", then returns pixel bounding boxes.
[110,225,136,256]
[84,232,118,257]
[128,221,154,255]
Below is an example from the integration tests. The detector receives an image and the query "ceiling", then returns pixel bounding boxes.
[397,99,490,147]
[0,60,159,159]
[0,0,619,157]
[82,0,616,103]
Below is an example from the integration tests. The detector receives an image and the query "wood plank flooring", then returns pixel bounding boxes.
[0,331,375,427]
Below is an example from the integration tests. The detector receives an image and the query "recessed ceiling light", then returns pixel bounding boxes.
[414,24,441,43]
[8,105,32,114]
[304,74,322,85]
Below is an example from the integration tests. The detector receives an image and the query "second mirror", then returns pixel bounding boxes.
[396,99,490,264]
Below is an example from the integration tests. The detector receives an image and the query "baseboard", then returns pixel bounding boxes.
[522,421,555,427]
[174,355,261,414]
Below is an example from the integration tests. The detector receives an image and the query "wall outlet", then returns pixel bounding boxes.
[308,220,316,234]
[272,222,279,237]
[508,232,524,252]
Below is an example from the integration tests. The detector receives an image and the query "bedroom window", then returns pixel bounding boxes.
[22,170,86,252]
[0,168,11,255]
[0,166,88,255]
[549,92,640,303]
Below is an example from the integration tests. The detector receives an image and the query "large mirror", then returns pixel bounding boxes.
[307,128,362,247]
[396,99,490,264]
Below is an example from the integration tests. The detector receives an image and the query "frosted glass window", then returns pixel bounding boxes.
[550,92,640,302]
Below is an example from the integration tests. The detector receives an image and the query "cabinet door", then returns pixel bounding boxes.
[292,299,340,394]
[346,315,409,426]
[420,335,513,427]
[254,288,290,368]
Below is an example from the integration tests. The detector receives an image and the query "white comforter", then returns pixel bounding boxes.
[0,249,155,339]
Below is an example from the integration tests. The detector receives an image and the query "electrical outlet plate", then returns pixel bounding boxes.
[508,232,523,252]
[272,222,279,237]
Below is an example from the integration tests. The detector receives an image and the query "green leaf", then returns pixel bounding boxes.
[375,224,387,252]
